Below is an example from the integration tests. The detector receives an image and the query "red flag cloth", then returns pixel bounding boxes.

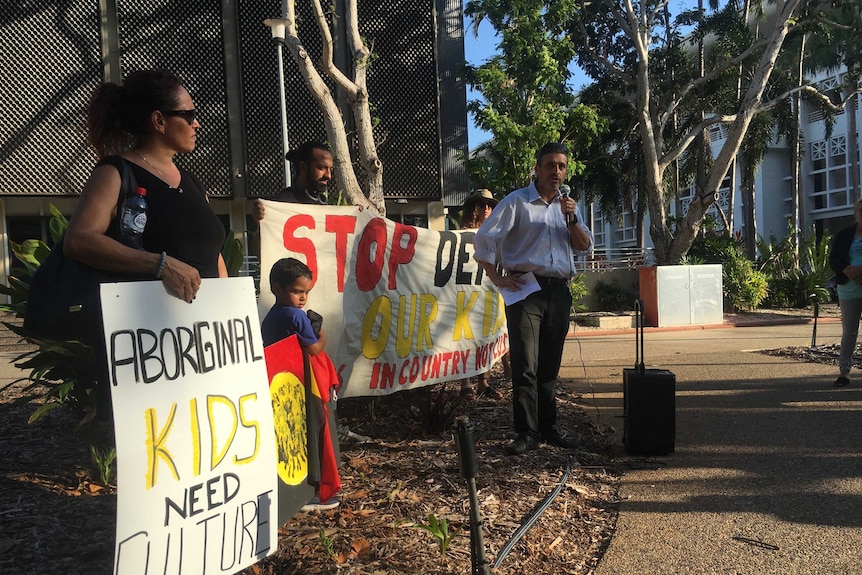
[264,335,304,382]
[307,351,341,503]
[264,336,341,503]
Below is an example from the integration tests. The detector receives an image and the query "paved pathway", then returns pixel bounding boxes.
[562,321,862,575]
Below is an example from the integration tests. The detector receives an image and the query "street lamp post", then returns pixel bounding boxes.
[263,18,292,188]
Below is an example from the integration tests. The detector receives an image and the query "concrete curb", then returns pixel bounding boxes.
[568,316,839,338]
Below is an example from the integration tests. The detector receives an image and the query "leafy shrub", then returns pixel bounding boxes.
[723,252,769,312]
[759,226,832,308]
[593,278,632,311]
[767,269,831,308]
[569,273,588,312]
[688,229,769,311]
[687,230,739,264]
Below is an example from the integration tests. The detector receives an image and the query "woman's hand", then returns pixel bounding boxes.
[845,265,862,283]
[159,256,202,303]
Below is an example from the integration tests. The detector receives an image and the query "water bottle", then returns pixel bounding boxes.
[120,186,148,248]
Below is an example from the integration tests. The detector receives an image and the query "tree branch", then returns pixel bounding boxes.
[310,0,360,97]
[757,84,862,114]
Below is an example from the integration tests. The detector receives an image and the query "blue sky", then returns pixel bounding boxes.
[463,18,592,149]
[464,1,699,149]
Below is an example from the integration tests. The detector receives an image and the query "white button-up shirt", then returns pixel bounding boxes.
[472,181,593,279]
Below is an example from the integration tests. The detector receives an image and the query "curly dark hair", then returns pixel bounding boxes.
[270,257,313,291]
[86,69,185,158]
[286,141,332,165]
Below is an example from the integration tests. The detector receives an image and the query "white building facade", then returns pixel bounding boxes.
[586,67,861,263]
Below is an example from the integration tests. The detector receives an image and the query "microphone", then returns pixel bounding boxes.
[559,184,573,226]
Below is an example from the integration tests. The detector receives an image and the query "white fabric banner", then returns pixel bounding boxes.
[258,201,509,398]
[102,277,278,575]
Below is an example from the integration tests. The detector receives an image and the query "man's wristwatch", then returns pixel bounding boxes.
[567,215,579,227]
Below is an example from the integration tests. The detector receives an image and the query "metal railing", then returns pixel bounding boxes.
[576,247,655,271]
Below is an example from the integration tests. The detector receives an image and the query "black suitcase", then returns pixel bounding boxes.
[623,300,676,455]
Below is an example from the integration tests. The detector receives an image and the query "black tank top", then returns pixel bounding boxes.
[100,156,225,278]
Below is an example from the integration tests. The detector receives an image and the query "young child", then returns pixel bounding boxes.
[262,257,340,511]
[262,257,326,352]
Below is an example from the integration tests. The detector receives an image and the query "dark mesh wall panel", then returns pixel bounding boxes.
[361,0,441,199]
[437,0,469,207]
[116,0,233,196]
[238,0,334,198]
[240,0,444,200]
[0,2,102,195]
[1,1,466,202]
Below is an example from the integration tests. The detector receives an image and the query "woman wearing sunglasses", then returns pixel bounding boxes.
[65,69,227,308]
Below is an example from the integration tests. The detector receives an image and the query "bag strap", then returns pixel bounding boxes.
[55,157,139,249]
[111,157,138,238]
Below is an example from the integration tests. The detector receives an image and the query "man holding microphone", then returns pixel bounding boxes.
[473,142,593,455]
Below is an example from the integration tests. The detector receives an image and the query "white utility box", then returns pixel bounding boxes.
[639,264,723,327]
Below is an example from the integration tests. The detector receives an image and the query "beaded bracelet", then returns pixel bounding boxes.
[155,251,167,279]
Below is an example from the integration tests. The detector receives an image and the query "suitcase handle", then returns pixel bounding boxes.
[634,299,645,374]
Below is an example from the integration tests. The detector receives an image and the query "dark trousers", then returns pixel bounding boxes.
[506,279,571,439]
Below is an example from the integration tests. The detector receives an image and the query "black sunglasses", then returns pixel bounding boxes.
[160,109,197,125]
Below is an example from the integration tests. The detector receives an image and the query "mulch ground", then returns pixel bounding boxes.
[0,305,840,574]
[0,364,619,575]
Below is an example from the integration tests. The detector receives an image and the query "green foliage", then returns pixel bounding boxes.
[464,0,606,192]
[0,239,49,317]
[569,274,588,312]
[90,444,117,485]
[592,278,633,312]
[723,251,769,312]
[414,513,461,557]
[47,203,69,242]
[686,228,739,265]
[221,230,245,277]
[759,227,832,308]
[1,331,107,426]
[767,269,830,308]
[318,528,337,560]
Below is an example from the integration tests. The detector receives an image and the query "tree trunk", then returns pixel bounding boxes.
[282,0,385,214]
[790,35,805,266]
[659,0,802,264]
[848,90,861,202]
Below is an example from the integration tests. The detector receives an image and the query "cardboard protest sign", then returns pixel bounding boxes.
[102,277,278,575]
[258,201,510,398]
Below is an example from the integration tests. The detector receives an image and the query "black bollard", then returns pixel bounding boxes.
[811,299,819,348]
[454,418,490,575]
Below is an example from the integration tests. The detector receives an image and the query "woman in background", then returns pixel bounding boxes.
[828,197,862,387]
[459,190,507,399]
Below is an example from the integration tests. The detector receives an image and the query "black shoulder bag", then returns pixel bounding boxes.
[24,159,148,345]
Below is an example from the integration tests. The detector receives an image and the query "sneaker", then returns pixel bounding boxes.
[301,495,340,512]
[541,428,578,449]
[505,435,539,455]
[834,375,850,387]
[337,425,371,445]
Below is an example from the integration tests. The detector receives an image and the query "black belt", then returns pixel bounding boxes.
[515,273,569,287]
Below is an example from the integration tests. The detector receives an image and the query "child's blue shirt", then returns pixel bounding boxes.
[261,304,318,347]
